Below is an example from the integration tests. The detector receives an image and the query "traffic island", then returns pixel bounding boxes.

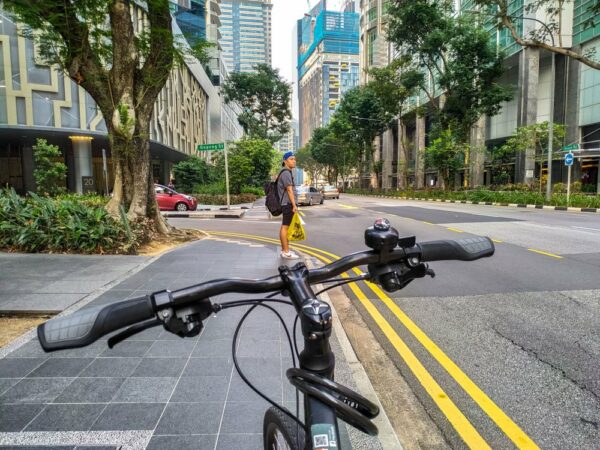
[161,210,246,219]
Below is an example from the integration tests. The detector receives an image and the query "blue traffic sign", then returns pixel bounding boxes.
[564,152,574,166]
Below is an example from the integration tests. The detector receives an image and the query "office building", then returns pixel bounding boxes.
[219,0,272,73]
[0,5,217,194]
[361,1,599,192]
[275,120,298,153]
[297,0,360,147]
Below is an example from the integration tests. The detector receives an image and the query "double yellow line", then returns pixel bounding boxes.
[207,231,539,449]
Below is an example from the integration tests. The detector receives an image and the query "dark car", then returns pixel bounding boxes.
[155,184,197,211]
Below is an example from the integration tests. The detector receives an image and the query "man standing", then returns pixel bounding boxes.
[278,151,299,259]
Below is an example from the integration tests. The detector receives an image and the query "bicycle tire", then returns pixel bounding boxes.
[263,406,306,450]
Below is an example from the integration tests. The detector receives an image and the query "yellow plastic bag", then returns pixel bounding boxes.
[287,213,306,241]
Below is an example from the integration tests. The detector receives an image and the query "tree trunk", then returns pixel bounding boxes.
[105,115,170,234]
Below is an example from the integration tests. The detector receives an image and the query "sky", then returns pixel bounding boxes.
[270,0,347,118]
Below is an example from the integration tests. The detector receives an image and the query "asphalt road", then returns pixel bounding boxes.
[169,196,600,450]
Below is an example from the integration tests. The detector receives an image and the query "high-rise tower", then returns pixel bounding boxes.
[219,0,273,73]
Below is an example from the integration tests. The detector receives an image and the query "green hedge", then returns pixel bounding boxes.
[0,189,139,254]
[193,182,264,197]
[194,193,258,205]
[346,188,600,208]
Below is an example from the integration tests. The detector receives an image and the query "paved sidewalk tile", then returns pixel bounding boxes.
[0,254,149,312]
[0,238,379,449]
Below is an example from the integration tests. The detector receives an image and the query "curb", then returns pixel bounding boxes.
[305,257,401,450]
[347,194,599,214]
[0,236,210,359]
[0,252,162,359]
[162,210,246,219]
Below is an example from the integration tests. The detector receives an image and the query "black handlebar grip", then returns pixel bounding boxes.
[418,237,495,262]
[37,296,154,352]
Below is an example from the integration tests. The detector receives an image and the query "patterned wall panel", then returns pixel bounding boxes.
[0,10,208,156]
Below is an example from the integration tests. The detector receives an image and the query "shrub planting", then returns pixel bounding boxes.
[0,189,139,254]
[346,187,600,208]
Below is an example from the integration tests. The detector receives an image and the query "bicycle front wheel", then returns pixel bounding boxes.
[263,406,306,450]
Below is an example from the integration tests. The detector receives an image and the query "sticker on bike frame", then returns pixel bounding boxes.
[311,423,337,449]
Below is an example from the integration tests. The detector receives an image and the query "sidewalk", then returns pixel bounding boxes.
[0,254,150,313]
[0,238,386,449]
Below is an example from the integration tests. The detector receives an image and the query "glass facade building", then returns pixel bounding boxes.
[297,0,360,146]
[219,0,272,73]
[171,0,207,45]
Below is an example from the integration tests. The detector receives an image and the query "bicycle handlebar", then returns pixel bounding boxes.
[38,236,494,352]
[38,296,155,351]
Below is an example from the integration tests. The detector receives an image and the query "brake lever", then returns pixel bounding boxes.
[368,262,435,293]
[107,318,161,348]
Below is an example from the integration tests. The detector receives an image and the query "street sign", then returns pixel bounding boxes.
[564,152,574,166]
[196,142,231,209]
[562,143,579,151]
[197,143,225,152]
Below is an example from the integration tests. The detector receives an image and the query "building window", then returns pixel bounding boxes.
[368,6,377,22]
[367,29,377,66]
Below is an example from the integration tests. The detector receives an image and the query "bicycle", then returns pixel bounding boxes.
[37,218,494,450]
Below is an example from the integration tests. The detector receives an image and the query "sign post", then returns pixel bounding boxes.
[223,142,230,210]
[196,142,229,210]
[564,152,574,206]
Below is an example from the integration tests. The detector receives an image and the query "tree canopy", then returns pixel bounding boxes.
[470,0,600,70]
[222,64,292,143]
[387,0,513,141]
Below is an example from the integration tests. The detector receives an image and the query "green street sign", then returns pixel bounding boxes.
[197,143,225,152]
[562,143,579,151]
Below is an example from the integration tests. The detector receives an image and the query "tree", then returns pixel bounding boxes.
[222,64,292,143]
[367,59,423,187]
[308,122,360,186]
[493,122,566,186]
[295,146,324,187]
[387,0,512,187]
[388,1,513,141]
[214,139,275,194]
[471,0,600,70]
[333,86,392,186]
[3,0,210,232]
[424,128,464,190]
[172,156,216,193]
[33,139,67,197]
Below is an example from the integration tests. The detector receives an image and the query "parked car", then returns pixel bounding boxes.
[321,185,340,199]
[296,185,324,206]
[155,184,197,211]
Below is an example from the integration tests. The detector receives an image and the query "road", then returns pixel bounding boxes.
[169,195,600,450]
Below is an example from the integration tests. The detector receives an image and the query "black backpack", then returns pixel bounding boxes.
[264,169,291,216]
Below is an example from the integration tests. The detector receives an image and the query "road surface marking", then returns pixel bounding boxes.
[491,239,503,243]
[298,211,305,217]
[527,249,563,259]
[447,227,464,233]
[208,231,491,449]
[572,226,600,232]
[338,203,359,209]
[363,281,538,450]
[207,231,540,449]
[422,221,434,225]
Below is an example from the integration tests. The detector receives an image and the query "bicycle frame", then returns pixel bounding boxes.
[279,263,340,450]
[37,220,495,449]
